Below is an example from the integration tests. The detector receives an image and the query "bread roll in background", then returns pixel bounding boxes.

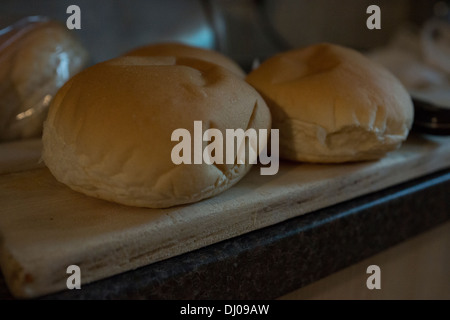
[43,56,271,208]
[0,16,89,142]
[124,42,246,78]
[246,43,414,163]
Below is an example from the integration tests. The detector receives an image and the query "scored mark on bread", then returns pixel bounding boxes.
[246,100,259,131]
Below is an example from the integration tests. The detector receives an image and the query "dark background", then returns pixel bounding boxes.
[0,0,444,69]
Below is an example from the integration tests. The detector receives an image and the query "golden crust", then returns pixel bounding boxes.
[246,43,414,163]
[43,56,270,208]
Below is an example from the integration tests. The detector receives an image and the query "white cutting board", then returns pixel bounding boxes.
[0,134,449,298]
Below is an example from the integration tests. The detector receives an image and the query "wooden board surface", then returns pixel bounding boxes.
[0,138,43,174]
[0,134,450,298]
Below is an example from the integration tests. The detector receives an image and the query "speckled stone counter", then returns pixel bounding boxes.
[0,168,447,300]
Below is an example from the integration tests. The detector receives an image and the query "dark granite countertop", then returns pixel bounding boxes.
[1,167,448,300]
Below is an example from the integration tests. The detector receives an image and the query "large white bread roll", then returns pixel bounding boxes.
[246,43,414,163]
[124,42,246,78]
[42,56,271,208]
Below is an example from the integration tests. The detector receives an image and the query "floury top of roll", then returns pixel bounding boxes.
[42,55,272,208]
[124,42,246,78]
[246,43,414,163]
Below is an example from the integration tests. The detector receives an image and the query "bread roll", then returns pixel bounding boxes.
[124,42,246,78]
[0,17,89,142]
[42,56,271,208]
[246,43,414,163]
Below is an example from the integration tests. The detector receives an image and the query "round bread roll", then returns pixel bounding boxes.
[42,56,271,208]
[246,43,414,163]
[124,42,246,78]
[0,17,89,142]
